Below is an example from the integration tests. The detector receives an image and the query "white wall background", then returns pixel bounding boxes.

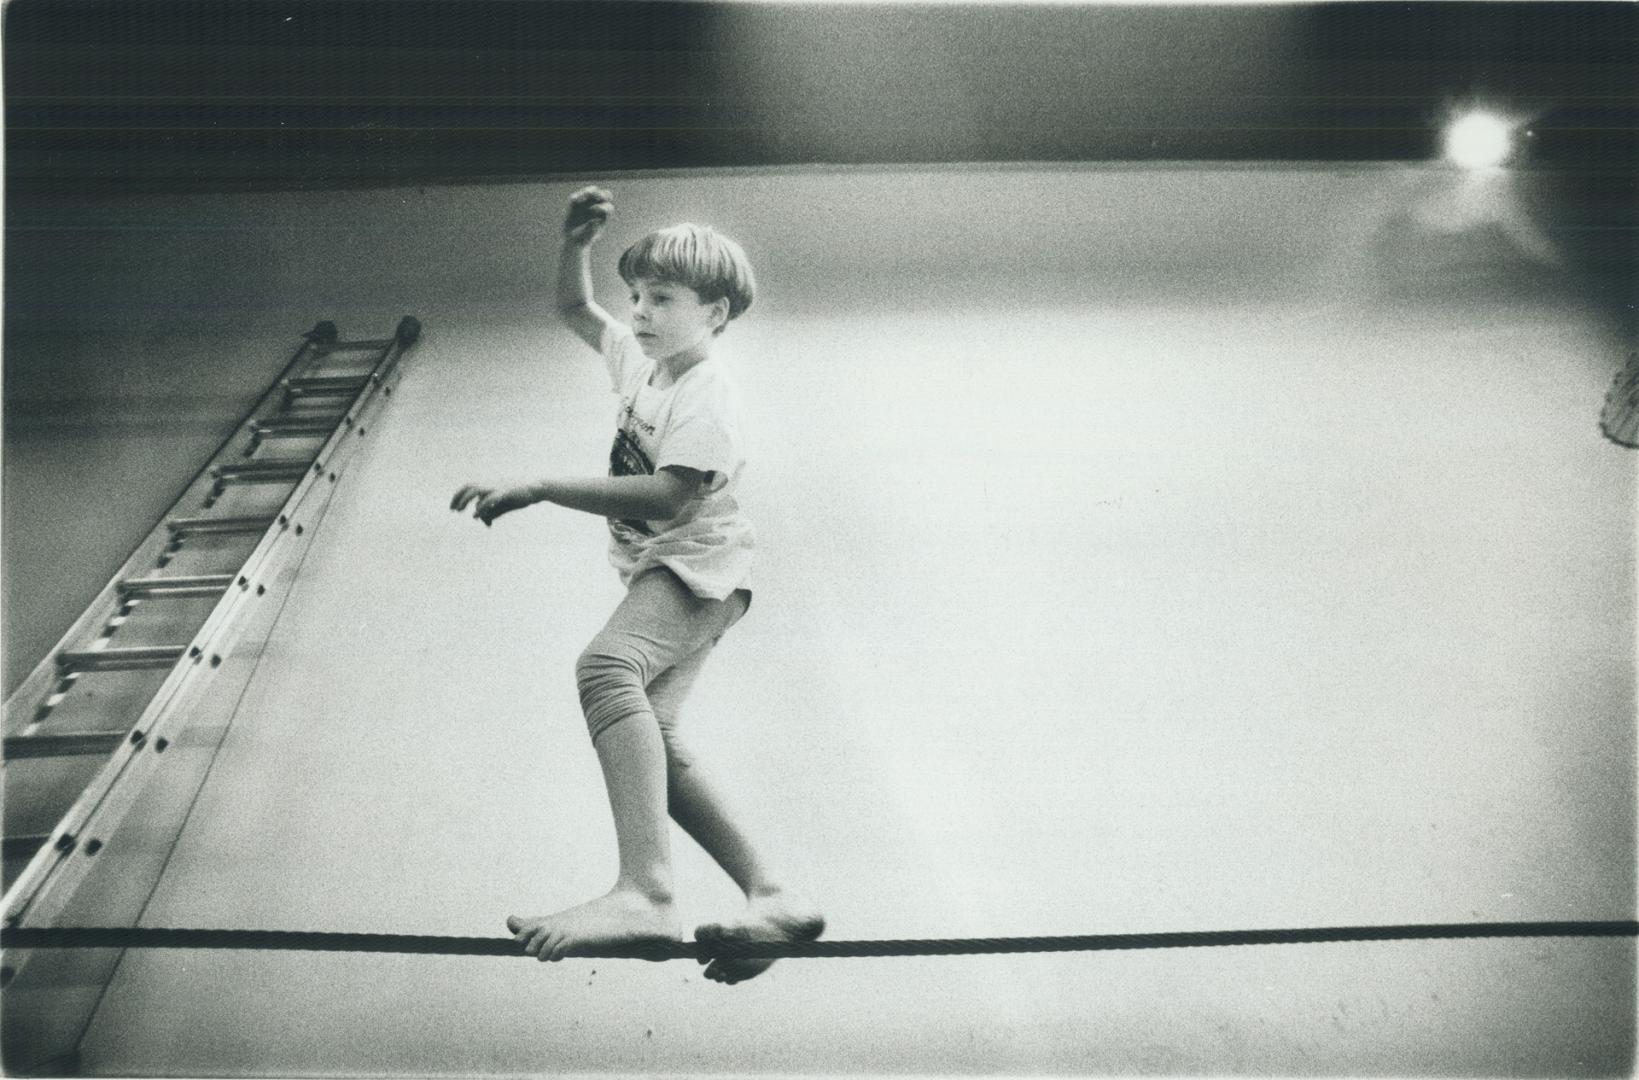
[4,166,1634,1074]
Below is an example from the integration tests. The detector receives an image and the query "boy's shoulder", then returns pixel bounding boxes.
[671,359,744,421]
[682,354,740,391]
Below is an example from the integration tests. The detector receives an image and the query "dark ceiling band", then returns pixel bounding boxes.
[3,921,1634,961]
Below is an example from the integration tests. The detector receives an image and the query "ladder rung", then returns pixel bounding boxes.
[56,647,188,674]
[116,575,236,599]
[251,417,345,438]
[4,733,128,760]
[166,515,278,536]
[283,375,370,396]
[210,461,313,484]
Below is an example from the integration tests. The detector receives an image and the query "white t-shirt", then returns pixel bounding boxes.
[600,323,755,601]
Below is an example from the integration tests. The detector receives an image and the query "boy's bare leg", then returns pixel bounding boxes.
[506,718,682,961]
[666,750,825,984]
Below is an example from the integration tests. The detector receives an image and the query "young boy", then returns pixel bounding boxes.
[451,186,823,984]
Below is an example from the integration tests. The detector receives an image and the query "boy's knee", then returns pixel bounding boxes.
[575,644,649,742]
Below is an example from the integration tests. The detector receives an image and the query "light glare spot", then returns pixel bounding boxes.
[1445,112,1513,170]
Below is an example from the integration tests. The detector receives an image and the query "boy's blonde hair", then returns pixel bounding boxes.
[618,224,756,332]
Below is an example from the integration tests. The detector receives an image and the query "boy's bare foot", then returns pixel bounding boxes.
[507,889,681,962]
[694,890,825,985]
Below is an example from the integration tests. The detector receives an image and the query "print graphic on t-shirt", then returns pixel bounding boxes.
[609,427,656,536]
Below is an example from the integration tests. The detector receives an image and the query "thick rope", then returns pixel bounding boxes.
[3,921,1634,961]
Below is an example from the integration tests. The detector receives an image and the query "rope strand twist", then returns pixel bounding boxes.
[3,921,1634,962]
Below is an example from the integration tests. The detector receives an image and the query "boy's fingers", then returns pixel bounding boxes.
[565,189,613,227]
[565,205,611,234]
[451,485,495,514]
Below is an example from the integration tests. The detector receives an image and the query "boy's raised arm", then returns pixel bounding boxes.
[556,186,620,352]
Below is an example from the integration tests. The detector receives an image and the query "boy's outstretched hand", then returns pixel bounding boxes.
[451,483,536,527]
[564,186,613,244]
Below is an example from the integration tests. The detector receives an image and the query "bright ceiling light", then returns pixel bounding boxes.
[1444,112,1513,170]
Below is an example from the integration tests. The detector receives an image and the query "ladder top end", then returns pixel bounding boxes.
[396,317,422,348]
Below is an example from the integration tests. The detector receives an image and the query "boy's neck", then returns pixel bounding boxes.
[651,344,713,389]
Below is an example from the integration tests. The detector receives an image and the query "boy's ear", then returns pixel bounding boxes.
[711,296,730,329]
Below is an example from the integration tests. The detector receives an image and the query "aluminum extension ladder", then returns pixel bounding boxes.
[0,317,420,1070]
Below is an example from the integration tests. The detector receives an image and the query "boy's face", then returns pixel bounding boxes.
[627,278,725,361]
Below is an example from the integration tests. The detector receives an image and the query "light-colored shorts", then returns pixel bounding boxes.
[575,567,750,754]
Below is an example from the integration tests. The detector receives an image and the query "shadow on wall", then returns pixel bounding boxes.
[1359,166,1585,305]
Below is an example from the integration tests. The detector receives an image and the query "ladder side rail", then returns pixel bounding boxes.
[1,323,338,737]
[1,318,420,926]
[0,490,344,1076]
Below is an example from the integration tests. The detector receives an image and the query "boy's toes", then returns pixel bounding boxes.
[705,951,756,985]
[704,957,763,984]
[540,929,570,963]
[692,921,729,964]
[696,922,771,984]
